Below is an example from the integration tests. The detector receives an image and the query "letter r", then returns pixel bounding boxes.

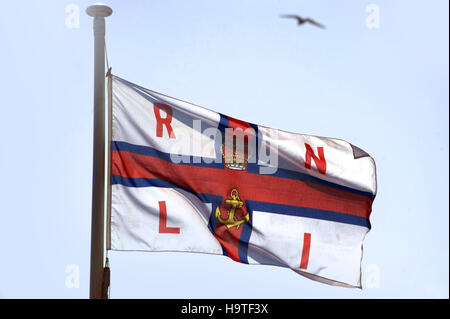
[154,103,175,138]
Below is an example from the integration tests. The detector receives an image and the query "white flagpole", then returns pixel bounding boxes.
[86,3,112,299]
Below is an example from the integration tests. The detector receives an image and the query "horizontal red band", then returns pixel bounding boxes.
[112,150,372,219]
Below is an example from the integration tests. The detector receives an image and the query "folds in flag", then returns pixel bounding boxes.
[109,75,377,288]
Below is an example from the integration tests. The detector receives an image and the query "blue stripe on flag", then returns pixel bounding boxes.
[238,208,253,264]
[246,200,371,229]
[112,175,370,229]
[112,141,224,169]
[113,140,374,200]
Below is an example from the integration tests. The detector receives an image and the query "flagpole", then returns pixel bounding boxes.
[86,3,112,299]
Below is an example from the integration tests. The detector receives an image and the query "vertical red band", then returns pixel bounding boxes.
[300,233,311,270]
[304,143,326,174]
[154,103,175,139]
[158,201,180,234]
[213,198,248,262]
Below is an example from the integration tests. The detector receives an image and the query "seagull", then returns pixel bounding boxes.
[280,14,326,29]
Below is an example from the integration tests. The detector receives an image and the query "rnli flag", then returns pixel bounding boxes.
[109,75,377,288]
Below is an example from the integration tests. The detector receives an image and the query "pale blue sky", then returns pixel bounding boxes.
[0,0,448,298]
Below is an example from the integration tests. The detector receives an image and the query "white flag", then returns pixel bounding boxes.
[109,75,377,287]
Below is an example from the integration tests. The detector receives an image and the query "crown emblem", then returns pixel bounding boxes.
[221,144,250,171]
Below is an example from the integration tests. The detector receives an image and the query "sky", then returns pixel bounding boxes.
[0,0,448,298]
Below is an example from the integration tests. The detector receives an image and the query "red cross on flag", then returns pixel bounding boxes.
[109,75,377,288]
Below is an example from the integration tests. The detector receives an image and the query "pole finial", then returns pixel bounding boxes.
[86,3,113,18]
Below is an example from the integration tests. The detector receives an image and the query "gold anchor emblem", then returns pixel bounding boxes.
[215,188,249,230]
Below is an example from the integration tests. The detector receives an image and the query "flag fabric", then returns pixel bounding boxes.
[109,75,377,288]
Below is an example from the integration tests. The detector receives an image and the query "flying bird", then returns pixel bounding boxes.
[280,15,326,29]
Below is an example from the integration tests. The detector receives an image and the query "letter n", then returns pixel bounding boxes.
[158,201,180,234]
[153,103,175,138]
[304,143,326,174]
